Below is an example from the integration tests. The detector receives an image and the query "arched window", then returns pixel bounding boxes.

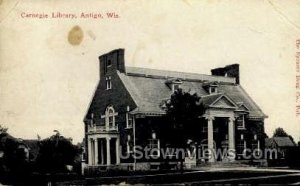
[105,106,115,128]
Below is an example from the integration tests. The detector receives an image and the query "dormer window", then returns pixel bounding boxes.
[210,87,217,94]
[203,82,219,94]
[166,78,182,92]
[172,84,181,92]
[106,76,112,90]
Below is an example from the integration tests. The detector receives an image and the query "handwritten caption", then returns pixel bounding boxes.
[296,39,300,117]
[20,12,120,19]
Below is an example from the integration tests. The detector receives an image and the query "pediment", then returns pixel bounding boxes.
[238,104,249,111]
[210,95,237,108]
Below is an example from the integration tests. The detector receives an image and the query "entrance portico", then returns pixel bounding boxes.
[87,134,120,166]
[200,94,240,162]
[204,115,236,162]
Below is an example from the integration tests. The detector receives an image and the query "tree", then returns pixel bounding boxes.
[273,127,295,144]
[165,89,204,146]
[0,125,8,135]
[36,132,82,173]
[273,127,288,137]
[165,89,204,171]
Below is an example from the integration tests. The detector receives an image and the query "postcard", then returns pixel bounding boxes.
[0,0,300,185]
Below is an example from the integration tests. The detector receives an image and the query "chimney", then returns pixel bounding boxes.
[211,64,240,84]
[99,49,125,78]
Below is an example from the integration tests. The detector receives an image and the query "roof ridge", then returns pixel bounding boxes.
[125,66,236,84]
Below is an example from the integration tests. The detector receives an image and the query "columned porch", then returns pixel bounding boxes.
[87,135,120,166]
[203,115,236,163]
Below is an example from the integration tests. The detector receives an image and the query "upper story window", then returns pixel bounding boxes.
[203,82,219,94]
[106,59,112,67]
[90,113,95,127]
[166,78,182,92]
[210,87,217,94]
[237,115,245,129]
[105,106,116,129]
[126,114,133,128]
[106,76,112,90]
[172,84,181,92]
[126,106,133,128]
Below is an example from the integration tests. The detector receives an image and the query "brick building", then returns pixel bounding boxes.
[83,49,267,171]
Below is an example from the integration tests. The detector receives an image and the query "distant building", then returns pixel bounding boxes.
[265,137,296,160]
[0,134,39,162]
[83,49,267,171]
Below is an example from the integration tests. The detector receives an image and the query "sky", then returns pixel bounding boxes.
[0,0,300,143]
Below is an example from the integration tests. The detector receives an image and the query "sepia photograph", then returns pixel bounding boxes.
[0,0,300,185]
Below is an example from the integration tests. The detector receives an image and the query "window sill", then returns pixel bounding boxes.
[125,126,133,129]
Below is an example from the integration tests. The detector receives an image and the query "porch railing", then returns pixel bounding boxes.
[88,125,118,133]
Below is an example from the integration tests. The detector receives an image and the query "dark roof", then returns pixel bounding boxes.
[265,137,296,148]
[273,137,296,147]
[126,67,236,84]
[199,94,223,107]
[118,67,267,118]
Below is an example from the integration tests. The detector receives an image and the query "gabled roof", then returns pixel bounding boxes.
[236,102,250,111]
[273,137,296,147]
[265,137,296,148]
[118,67,267,118]
[199,94,238,109]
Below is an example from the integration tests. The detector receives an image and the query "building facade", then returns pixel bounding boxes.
[83,49,267,171]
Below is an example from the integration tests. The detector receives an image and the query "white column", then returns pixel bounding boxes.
[133,115,136,171]
[106,137,111,165]
[94,138,98,165]
[100,139,104,165]
[228,117,236,160]
[116,137,120,164]
[91,139,95,165]
[257,139,261,156]
[243,140,247,155]
[88,138,92,165]
[207,116,215,162]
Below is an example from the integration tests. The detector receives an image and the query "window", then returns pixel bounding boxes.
[107,59,112,67]
[209,86,217,94]
[106,76,112,90]
[126,113,133,128]
[166,79,182,92]
[237,115,245,129]
[148,131,160,157]
[90,113,95,127]
[236,140,246,155]
[105,106,117,130]
[108,113,113,128]
[211,87,216,93]
[149,139,160,157]
[127,135,133,154]
[172,84,181,92]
